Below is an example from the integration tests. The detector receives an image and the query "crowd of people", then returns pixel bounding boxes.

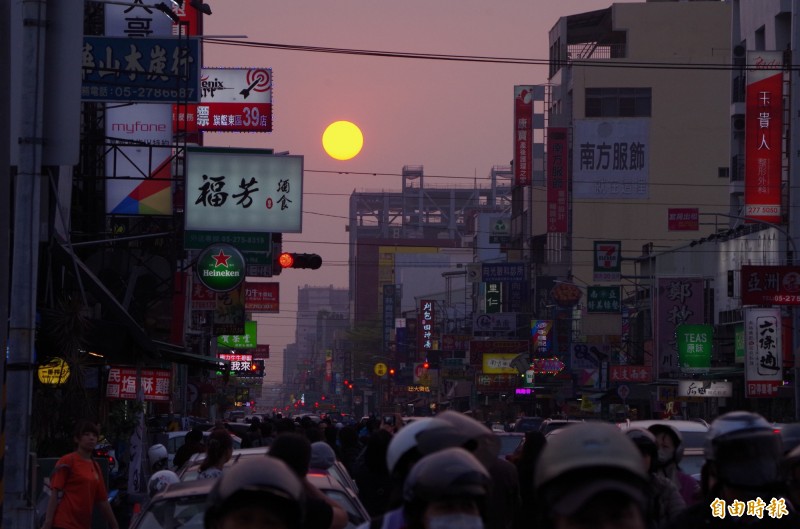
[41,410,800,529]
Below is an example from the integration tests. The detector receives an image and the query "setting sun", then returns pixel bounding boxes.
[322,121,364,161]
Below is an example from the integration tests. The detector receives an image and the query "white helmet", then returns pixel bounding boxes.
[148,470,179,497]
[385,417,452,476]
[148,443,168,470]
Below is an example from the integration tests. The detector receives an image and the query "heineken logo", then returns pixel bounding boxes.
[197,243,246,292]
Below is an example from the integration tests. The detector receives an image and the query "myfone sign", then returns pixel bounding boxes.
[196,243,246,292]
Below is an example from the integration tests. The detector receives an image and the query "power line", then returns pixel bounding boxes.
[202,38,794,72]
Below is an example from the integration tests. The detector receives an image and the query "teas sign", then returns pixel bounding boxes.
[676,324,713,372]
[197,243,246,292]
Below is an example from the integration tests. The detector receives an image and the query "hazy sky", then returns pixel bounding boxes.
[201,0,633,352]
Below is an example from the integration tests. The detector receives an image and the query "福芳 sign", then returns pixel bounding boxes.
[82,37,201,103]
[186,148,303,234]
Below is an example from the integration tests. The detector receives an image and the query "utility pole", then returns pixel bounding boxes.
[791,0,800,421]
[4,0,46,526]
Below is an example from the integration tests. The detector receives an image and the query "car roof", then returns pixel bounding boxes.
[617,419,709,433]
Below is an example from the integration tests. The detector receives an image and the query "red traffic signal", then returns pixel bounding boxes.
[278,252,322,270]
[423,362,430,369]
[388,368,396,376]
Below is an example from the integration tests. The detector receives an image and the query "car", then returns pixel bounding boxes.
[157,430,242,469]
[494,432,524,460]
[513,416,544,433]
[177,446,360,494]
[130,468,370,529]
[539,419,583,435]
[490,422,506,433]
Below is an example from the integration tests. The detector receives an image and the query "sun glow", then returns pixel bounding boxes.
[322,121,364,161]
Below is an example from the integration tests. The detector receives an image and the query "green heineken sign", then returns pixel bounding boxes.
[197,243,246,292]
[677,323,713,372]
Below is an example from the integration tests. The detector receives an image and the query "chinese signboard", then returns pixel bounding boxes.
[609,365,653,383]
[482,353,520,375]
[667,208,700,231]
[38,358,70,386]
[485,283,502,314]
[82,37,200,102]
[573,118,649,199]
[186,148,303,234]
[419,300,435,354]
[106,367,171,402]
[547,127,569,233]
[745,51,783,223]
[218,320,257,349]
[531,320,553,355]
[482,262,526,282]
[513,86,534,186]
[586,286,621,313]
[475,372,518,392]
[245,282,279,313]
[676,324,713,372]
[473,313,517,335]
[213,285,246,336]
[741,265,800,305]
[185,230,272,251]
[593,241,622,282]
[489,217,511,244]
[656,277,705,378]
[531,357,565,375]
[745,307,783,398]
[173,68,273,133]
[677,380,732,398]
[469,340,529,366]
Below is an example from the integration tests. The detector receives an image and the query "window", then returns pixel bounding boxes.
[585,87,651,117]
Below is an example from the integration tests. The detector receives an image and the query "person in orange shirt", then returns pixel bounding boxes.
[40,421,119,529]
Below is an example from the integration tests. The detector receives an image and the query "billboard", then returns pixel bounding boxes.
[245,282,280,313]
[513,86,534,186]
[106,367,171,402]
[546,127,569,233]
[656,277,705,377]
[745,307,783,397]
[173,68,273,133]
[573,118,649,199]
[745,51,783,223]
[185,148,303,233]
[740,265,800,305]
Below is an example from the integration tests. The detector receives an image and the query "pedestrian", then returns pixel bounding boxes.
[353,428,393,516]
[513,430,546,509]
[173,426,206,470]
[402,447,491,529]
[665,410,800,528]
[533,422,650,529]
[624,428,686,528]
[269,433,349,529]
[648,423,700,506]
[197,428,233,480]
[204,456,306,529]
[39,421,120,529]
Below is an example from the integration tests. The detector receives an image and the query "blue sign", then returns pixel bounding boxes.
[482,262,526,282]
[82,37,201,102]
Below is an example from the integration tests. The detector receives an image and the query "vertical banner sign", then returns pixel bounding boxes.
[485,283,502,314]
[419,300,435,356]
[745,307,783,397]
[676,324,713,373]
[546,127,569,233]
[383,285,397,354]
[656,278,705,378]
[745,51,783,223]
[513,86,534,186]
[593,241,621,281]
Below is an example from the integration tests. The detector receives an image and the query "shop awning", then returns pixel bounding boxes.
[154,341,230,370]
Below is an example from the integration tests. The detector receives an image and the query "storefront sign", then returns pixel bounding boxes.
[745,307,783,398]
[741,265,800,305]
[676,324,713,372]
[197,243,246,292]
[677,380,732,398]
[106,367,171,402]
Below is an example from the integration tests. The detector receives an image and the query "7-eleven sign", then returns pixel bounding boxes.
[593,241,621,282]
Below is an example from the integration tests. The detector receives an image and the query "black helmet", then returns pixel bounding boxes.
[205,456,305,529]
[403,447,491,503]
[705,411,782,489]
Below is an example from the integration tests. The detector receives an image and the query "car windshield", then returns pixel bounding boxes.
[497,435,523,456]
[321,489,367,529]
[135,494,207,529]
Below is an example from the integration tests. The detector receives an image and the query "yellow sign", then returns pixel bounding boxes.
[374,362,388,376]
[482,353,519,374]
[38,358,70,386]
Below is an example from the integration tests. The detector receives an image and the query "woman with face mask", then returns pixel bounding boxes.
[648,424,700,506]
[402,447,491,529]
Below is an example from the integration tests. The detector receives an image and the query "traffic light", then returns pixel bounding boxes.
[388,368,396,376]
[278,252,322,270]
[422,361,430,369]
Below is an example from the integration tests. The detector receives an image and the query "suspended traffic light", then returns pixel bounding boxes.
[278,252,322,270]
[388,368,396,376]
[423,361,430,369]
